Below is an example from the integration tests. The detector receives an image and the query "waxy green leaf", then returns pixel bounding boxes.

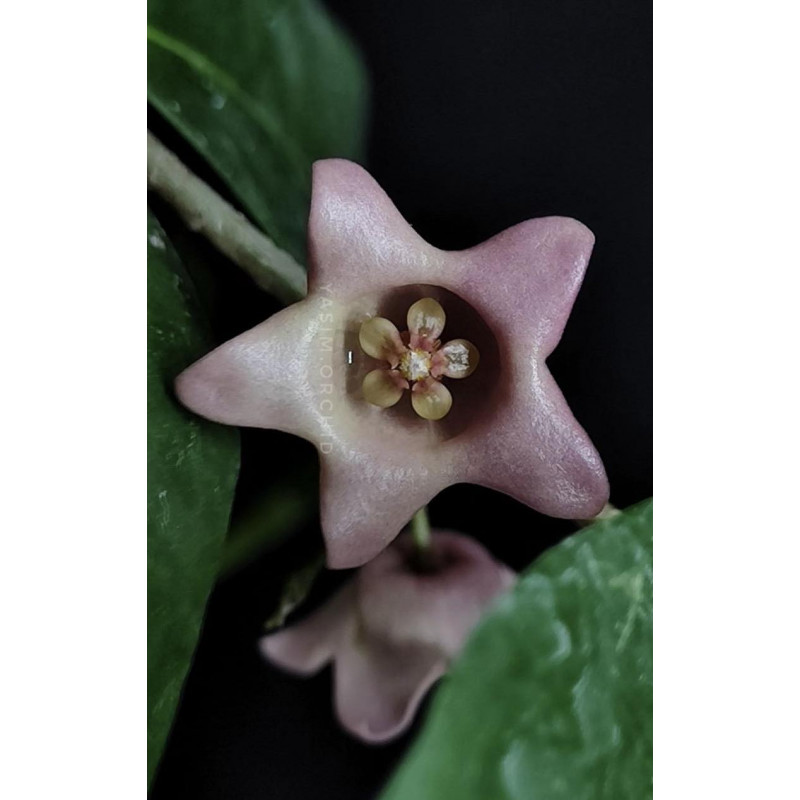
[147,0,368,262]
[147,211,240,784]
[383,500,653,800]
[147,2,368,777]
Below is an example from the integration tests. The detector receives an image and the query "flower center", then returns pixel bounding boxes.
[398,348,432,382]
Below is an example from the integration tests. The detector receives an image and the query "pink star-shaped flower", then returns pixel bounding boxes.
[261,530,515,743]
[176,159,608,568]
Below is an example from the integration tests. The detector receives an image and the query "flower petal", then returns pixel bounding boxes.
[307,160,444,297]
[434,338,480,379]
[461,364,610,518]
[174,300,325,440]
[357,531,516,656]
[407,297,446,341]
[334,631,446,744]
[362,369,406,408]
[462,216,595,357]
[260,584,356,675]
[411,378,452,420]
[358,316,405,365]
[320,453,449,569]
[178,161,610,570]
[334,530,514,743]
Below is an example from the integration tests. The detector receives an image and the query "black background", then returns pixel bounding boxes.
[150,1,651,797]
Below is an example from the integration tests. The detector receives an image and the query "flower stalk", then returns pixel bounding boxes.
[410,506,433,569]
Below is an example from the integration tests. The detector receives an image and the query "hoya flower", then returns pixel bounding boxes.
[261,530,515,744]
[176,159,608,568]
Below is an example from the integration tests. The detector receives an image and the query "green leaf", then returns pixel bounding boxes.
[147,0,368,262]
[147,210,240,784]
[383,500,653,800]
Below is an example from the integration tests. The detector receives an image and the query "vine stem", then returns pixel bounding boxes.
[146,132,307,305]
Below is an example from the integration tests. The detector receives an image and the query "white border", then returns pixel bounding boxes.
[2,0,799,796]
[655,1,799,796]
[1,2,143,796]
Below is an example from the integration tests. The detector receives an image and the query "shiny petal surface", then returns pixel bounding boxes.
[319,449,450,568]
[411,378,452,420]
[461,362,609,518]
[307,159,447,297]
[460,215,597,358]
[175,300,327,441]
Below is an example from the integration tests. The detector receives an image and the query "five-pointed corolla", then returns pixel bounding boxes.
[261,530,515,743]
[175,159,609,568]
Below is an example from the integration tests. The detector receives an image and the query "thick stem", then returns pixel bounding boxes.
[147,132,307,305]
